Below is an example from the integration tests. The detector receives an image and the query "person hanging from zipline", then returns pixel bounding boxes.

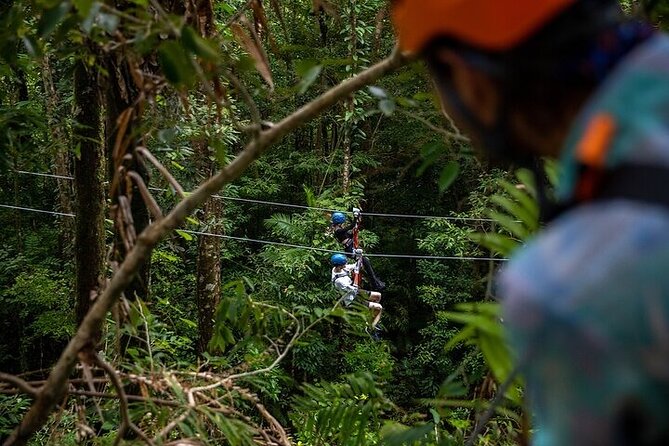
[330,208,386,291]
[330,253,383,340]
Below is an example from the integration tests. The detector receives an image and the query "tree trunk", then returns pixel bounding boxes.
[195,181,223,354]
[190,0,222,355]
[73,60,105,325]
[342,117,352,194]
[342,0,357,194]
[42,55,74,253]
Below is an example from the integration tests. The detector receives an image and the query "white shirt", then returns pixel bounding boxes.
[331,264,357,297]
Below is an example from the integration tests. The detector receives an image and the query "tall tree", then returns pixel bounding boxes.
[191,0,223,354]
[195,152,223,353]
[342,0,358,193]
[41,54,74,253]
[73,59,105,325]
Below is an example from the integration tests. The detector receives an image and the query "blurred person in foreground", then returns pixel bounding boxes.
[392,0,669,444]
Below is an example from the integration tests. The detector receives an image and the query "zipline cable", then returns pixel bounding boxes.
[0,203,508,262]
[15,170,75,180]
[0,203,75,217]
[14,170,497,223]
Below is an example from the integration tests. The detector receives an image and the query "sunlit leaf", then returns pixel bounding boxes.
[97,12,119,33]
[367,86,387,99]
[175,229,194,241]
[80,1,101,33]
[379,98,395,116]
[297,65,322,94]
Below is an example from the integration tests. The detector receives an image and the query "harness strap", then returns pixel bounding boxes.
[545,164,669,221]
[332,270,349,284]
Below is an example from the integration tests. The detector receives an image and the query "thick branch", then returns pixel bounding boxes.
[5,48,407,446]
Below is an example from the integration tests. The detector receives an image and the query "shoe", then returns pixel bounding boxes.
[373,280,386,291]
[371,326,382,341]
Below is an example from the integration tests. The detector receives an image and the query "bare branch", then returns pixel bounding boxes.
[396,108,469,143]
[6,48,407,446]
[224,0,254,28]
[128,172,163,221]
[117,195,137,247]
[81,363,105,423]
[153,409,191,443]
[0,373,39,397]
[93,353,155,446]
[224,70,262,125]
[136,147,186,198]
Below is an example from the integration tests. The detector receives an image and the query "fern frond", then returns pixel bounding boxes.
[292,373,391,446]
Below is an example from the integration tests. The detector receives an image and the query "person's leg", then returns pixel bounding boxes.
[367,292,383,327]
[361,257,385,291]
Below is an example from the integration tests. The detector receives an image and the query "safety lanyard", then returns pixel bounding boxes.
[352,219,360,251]
[353,256,362,287]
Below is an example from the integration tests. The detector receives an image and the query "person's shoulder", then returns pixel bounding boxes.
[499,201,669,304]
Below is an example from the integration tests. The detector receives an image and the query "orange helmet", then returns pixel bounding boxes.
[392,0,578,53]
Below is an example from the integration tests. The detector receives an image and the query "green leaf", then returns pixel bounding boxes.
[487,210,529,240]
[444,325,476,351]
[179,317,197,328]
[158,41,196,87]
[157,128,176,143]
[429,408,441,425]
[438,162,459,193]
[295,59,318,76]
[378,98,395,116]
[38,2,71,37]
[21,36,40,57]
[491,195,537,232]
[175,229,194,241]
[297,65,322,95]
[395,96,418,108]
[499,179,539,222]
[211,139,227,167]
[470,233,519,257]
[515,168,537,198]
[416,141,446,177]
[181,26,220,61]
[380,422,435,446]
[73,0,94,18]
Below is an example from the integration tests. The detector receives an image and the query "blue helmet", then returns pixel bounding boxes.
[330,253,347,266]
[331,212,346,225]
